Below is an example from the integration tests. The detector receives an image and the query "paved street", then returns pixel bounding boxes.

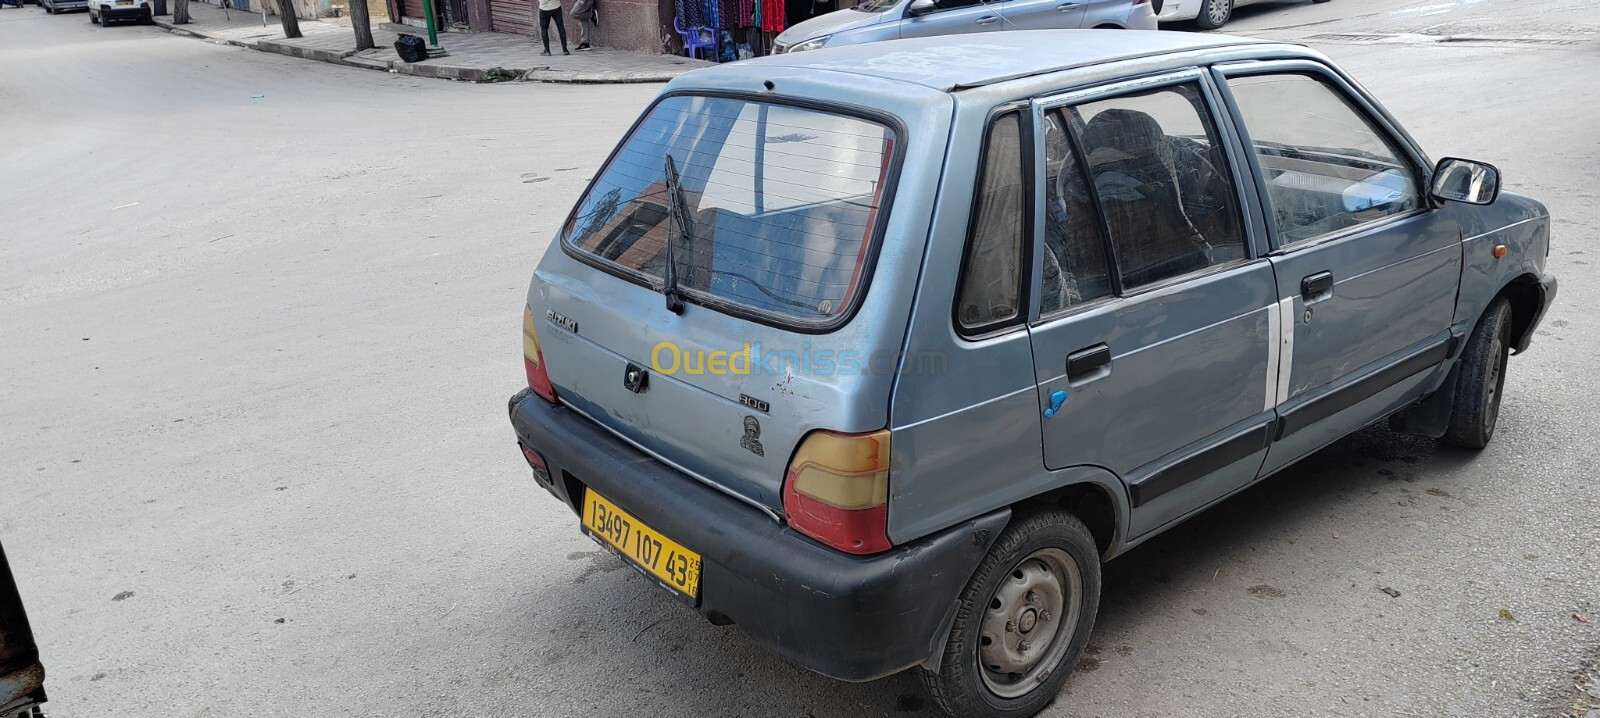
[1,1,1597,716]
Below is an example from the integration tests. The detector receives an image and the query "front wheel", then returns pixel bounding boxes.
[1195,0,1231,29]
[1442,298,1512,449]
[920,505,1101,718]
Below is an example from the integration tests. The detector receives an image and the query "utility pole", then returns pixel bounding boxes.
[421,0,448,56]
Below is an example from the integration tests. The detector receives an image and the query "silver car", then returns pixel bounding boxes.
[1157,0,1331,30]
[508,30,1556,718]
[38,0,88,14]
[773,0,1155,54]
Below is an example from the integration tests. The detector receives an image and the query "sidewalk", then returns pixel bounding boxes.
[153,2,712,82]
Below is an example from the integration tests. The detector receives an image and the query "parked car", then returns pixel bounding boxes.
[38,0,88,15]
[1,542,47,718]
[87,0,151,24]
[1159,0,1329,30]
[773,0,1155,54]
[506,29,1556,718]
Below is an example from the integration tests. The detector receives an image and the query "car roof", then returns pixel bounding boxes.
[713,30,1274,92]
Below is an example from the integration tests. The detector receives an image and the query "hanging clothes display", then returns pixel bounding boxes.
[717,0,742,28]
[760,0,783,32]
[676,0,709,28]
[735,0,754,26]
[705,0,720,34]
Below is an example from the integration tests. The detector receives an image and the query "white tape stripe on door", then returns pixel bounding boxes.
[1264,302,1281,412]
[1275,297,1297,407]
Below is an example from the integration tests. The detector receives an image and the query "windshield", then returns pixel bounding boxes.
[562,95,897,327]
[853,0,901,12]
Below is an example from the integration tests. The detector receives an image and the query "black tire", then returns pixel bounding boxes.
[1194,0,1231,29]
[919,505,1101,718]
[1442,298,1512,449]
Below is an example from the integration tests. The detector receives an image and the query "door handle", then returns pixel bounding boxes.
[1055,2,1079,9]
[975,14,998,23]
[1301,271,1334,303]
[1066,343,1111,383]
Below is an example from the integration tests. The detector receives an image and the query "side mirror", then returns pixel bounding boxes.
[906,0,936,16]
[1430,157,1501,206]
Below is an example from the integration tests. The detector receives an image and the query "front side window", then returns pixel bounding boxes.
[1070,82,1246,291]
[563,95,896,327]
[1226,73,1421,247]
[955,112,1026,332]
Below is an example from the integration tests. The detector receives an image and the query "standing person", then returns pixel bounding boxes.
[537,0,569,56]
[571,0,597,51]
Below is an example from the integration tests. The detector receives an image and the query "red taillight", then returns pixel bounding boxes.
[523,306,558,404]
[782,429,892,555]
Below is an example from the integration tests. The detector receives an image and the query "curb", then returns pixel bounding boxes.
[257,38,355,63]
[151,18,689,84]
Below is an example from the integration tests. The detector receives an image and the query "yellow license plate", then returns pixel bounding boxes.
[582,490,701,599]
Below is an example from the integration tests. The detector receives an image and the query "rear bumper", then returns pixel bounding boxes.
[1155,1,1197,22]
[507,388,1008,682]
[1513,271,1558,353]
[97,4,149,18]
[1124,3,1159,29]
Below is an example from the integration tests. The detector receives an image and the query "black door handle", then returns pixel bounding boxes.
[1301,271,1334,302]
[1066,343,1111,382]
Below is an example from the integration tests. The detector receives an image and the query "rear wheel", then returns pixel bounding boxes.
[920,505,1100,718]
[1195,0,1231,29]
[1442,298,1512,449]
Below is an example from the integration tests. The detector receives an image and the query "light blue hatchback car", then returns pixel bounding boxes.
[508,30,1557,718]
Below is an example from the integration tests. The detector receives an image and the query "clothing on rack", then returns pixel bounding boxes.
[675,0,709,30]
[759,0,782,32]
[717,0,744,28]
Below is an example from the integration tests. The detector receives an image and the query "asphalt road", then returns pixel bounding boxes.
[2,1,1597,716]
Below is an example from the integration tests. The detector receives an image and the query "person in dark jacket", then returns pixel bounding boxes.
[571,0,597,51]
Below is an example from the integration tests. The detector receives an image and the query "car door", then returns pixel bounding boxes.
[898,0,1007,38]
[1000,0,1086,30]
[1214,61,1462,475]
[1026,70,1279,538]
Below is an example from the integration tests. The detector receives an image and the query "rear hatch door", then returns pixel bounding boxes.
[530,89,927,512]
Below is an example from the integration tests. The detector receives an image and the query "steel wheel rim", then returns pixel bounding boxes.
[1206,0,1231,25]
[1485,326,1506,431]
[977,548,1083,699]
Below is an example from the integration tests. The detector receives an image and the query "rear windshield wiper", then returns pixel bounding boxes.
[661,153,694,315]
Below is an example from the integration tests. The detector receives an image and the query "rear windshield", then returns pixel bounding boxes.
[561,95,897,328]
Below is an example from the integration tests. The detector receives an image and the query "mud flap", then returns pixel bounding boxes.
[1388,359,1459,439]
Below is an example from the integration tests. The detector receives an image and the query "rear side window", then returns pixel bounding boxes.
[1226,73,1421,247]
[563,95,896,328]
[955,112,1027,333]
[1041,109,1113,314]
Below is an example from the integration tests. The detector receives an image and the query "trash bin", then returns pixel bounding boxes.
[152,0,167,14]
